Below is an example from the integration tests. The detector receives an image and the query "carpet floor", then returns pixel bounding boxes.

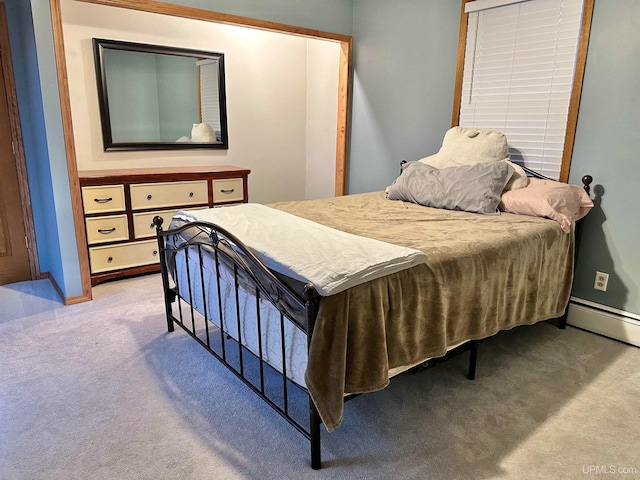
[1,275,638,480]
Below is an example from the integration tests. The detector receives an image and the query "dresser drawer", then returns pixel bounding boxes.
[82,185,126,214]
[133,209,181,239]
[89,240,159,274]
[133,207,209,239]
[85,215,129,245]
[213,178,244,203]
[79,166,249,286]
[130,180,208,210]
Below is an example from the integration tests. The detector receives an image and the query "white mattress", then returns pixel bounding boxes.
[173,248,309,387]
[171,233,469,391]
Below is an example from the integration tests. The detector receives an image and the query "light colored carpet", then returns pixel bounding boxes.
[1,275,638,480]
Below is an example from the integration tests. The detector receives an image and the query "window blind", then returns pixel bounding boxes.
[464,0,529,14]
[198,59,221,135]
[459,0,585,179]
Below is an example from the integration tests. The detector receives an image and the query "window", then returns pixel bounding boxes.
[452,0,594,181]
[198,59,222,139]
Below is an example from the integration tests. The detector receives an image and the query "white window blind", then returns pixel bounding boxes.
[465,0,529,14]
[198,59,221,137]
[459,0,585,179]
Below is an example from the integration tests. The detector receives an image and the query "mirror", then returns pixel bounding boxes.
[92,38,228,151]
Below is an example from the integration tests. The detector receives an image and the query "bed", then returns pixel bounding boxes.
[153,160,593,469]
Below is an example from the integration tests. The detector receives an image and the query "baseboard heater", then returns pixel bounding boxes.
[568,298,640,347]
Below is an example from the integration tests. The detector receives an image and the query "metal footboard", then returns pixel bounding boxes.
[153,216,323,469]
[153,214,485,469]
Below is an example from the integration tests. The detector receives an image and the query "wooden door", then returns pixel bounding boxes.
[0,10,33,286]
[0,60,30,285]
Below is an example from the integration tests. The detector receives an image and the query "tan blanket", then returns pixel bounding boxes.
[269,191,574,432]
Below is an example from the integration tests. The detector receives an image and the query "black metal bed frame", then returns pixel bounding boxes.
[153,215,481,469]
[152,168,592,469]
[154,217,328,467]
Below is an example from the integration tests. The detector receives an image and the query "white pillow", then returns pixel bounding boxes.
[418,127,527,190]
[191,122,216,142]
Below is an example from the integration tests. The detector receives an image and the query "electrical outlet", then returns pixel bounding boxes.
[594,271,609,292]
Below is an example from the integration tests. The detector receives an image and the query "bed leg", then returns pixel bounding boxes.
[467,340,478,380]
[309,400,322,470]
[165,289,176,332]
[154,217,176,334]
[557,309,568,329]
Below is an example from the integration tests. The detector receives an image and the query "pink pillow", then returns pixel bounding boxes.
[499,178,594,233]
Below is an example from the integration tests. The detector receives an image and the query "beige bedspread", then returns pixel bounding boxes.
[269,191,574,432]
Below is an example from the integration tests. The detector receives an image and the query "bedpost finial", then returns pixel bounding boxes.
[303,283,319,301]
[581,175,593,195]
[153,215,164,231]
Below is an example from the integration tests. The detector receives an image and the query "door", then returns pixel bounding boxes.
[0,17,32,285]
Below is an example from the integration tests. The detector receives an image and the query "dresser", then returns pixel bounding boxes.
[79,165,250,286]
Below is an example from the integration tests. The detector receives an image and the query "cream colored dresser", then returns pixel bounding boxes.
[79,166,250,286]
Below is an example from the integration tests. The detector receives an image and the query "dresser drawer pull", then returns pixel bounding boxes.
[147,194,153,200]
[189,192,194,197]
[153,250,158,255]
[94,197,113,203]
[220,188,235,194]
[98,228,117,234]
[107,256,113,263]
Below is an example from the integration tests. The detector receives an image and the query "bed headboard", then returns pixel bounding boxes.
[399,160,593,194]
[520,164,592,195]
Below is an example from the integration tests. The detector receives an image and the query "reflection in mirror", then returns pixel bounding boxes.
[93,38,228,151]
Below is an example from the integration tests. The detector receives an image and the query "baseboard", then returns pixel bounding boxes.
[567,299,640,347]
[39,272,64,301]
[39,272,92,305]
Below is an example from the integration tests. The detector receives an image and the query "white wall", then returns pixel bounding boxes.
[305,39,339,200]
[61,0,339,204]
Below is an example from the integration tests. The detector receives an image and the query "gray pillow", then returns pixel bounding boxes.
[387,161,514,214]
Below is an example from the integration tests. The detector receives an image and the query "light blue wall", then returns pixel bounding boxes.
[4,0,74,296]
[349,0,460,194]
[167,0,353,36]
[568,0,640,315]
[29,0,84,297]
